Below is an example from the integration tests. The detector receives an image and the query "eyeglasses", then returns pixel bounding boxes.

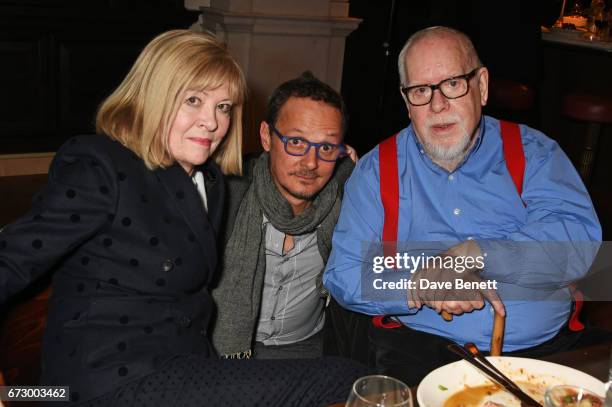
[400,67,481,106]
[268,123,347,162]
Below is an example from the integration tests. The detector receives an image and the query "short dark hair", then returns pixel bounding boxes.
[266,71,348,136]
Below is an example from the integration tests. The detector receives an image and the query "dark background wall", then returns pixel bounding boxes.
[0,0,197,154]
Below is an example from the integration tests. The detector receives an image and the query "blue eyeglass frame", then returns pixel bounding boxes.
[268,123,347,162]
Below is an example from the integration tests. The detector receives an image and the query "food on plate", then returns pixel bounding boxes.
[545,385,604,407]
[443,382,546,407]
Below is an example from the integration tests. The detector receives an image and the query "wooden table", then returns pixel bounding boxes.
[329,342,611,406]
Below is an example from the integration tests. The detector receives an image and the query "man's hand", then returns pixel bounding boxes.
[407,241,505,317]
[345,144,358,163]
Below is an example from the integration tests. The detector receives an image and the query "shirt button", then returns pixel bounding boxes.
[420,149,425,154]
[271,316,275,321]
[200,328,206,336]
[448,174,454,181]
[278,285,283,291]
[162,259,174,272]
[453,208,461,216]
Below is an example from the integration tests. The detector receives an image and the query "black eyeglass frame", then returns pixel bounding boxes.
[400,67,482,106]
[268,123,347,163]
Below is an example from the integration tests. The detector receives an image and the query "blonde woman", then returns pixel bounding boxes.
[0,30,364,406]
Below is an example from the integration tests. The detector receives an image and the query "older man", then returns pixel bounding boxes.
[324,26,601,384]
[212,72,355,359]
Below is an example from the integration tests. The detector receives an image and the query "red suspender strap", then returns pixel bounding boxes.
[374,134,402,329]
[499,120,525,196]
[380,134,399,252]
[568,286,585,331]
[499,120,583,331]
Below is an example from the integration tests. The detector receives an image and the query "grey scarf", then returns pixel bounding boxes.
[211,152,352,357]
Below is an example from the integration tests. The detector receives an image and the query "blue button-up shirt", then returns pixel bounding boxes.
[324,116,601,351]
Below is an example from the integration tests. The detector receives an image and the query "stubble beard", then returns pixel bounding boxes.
[277,168,321,201]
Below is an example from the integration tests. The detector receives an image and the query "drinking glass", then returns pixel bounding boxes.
[345,375,413,407]
[544,385,604,407]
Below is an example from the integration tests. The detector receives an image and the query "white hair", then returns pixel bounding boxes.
[398,26,482,86]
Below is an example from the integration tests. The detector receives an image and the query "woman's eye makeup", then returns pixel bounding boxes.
[183,90,232,114]
[217,103,232,114]
[186,96,201,105]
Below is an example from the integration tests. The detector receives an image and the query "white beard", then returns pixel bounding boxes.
[420,117,474,163]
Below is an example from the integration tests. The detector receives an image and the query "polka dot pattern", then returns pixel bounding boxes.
[2,136,231,406]
[75,356,366,406]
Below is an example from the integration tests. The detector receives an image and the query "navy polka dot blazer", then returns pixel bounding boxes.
[0,134,224,402]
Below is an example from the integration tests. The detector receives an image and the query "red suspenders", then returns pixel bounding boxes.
[375,120,585,331]
[374,134,402,329]
[499,120,525,197]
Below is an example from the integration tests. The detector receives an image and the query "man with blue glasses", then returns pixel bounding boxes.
[324,26,601,385]
[212,72,357,359]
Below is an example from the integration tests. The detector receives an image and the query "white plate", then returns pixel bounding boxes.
[417,356,605,407]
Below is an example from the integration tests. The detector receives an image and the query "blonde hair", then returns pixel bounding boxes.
[398,26,482,86]
[96,30,246,175]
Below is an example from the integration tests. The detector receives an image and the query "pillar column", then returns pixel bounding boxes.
[186,0,360,152]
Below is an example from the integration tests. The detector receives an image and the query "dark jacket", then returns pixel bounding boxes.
[0,134,224,402]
